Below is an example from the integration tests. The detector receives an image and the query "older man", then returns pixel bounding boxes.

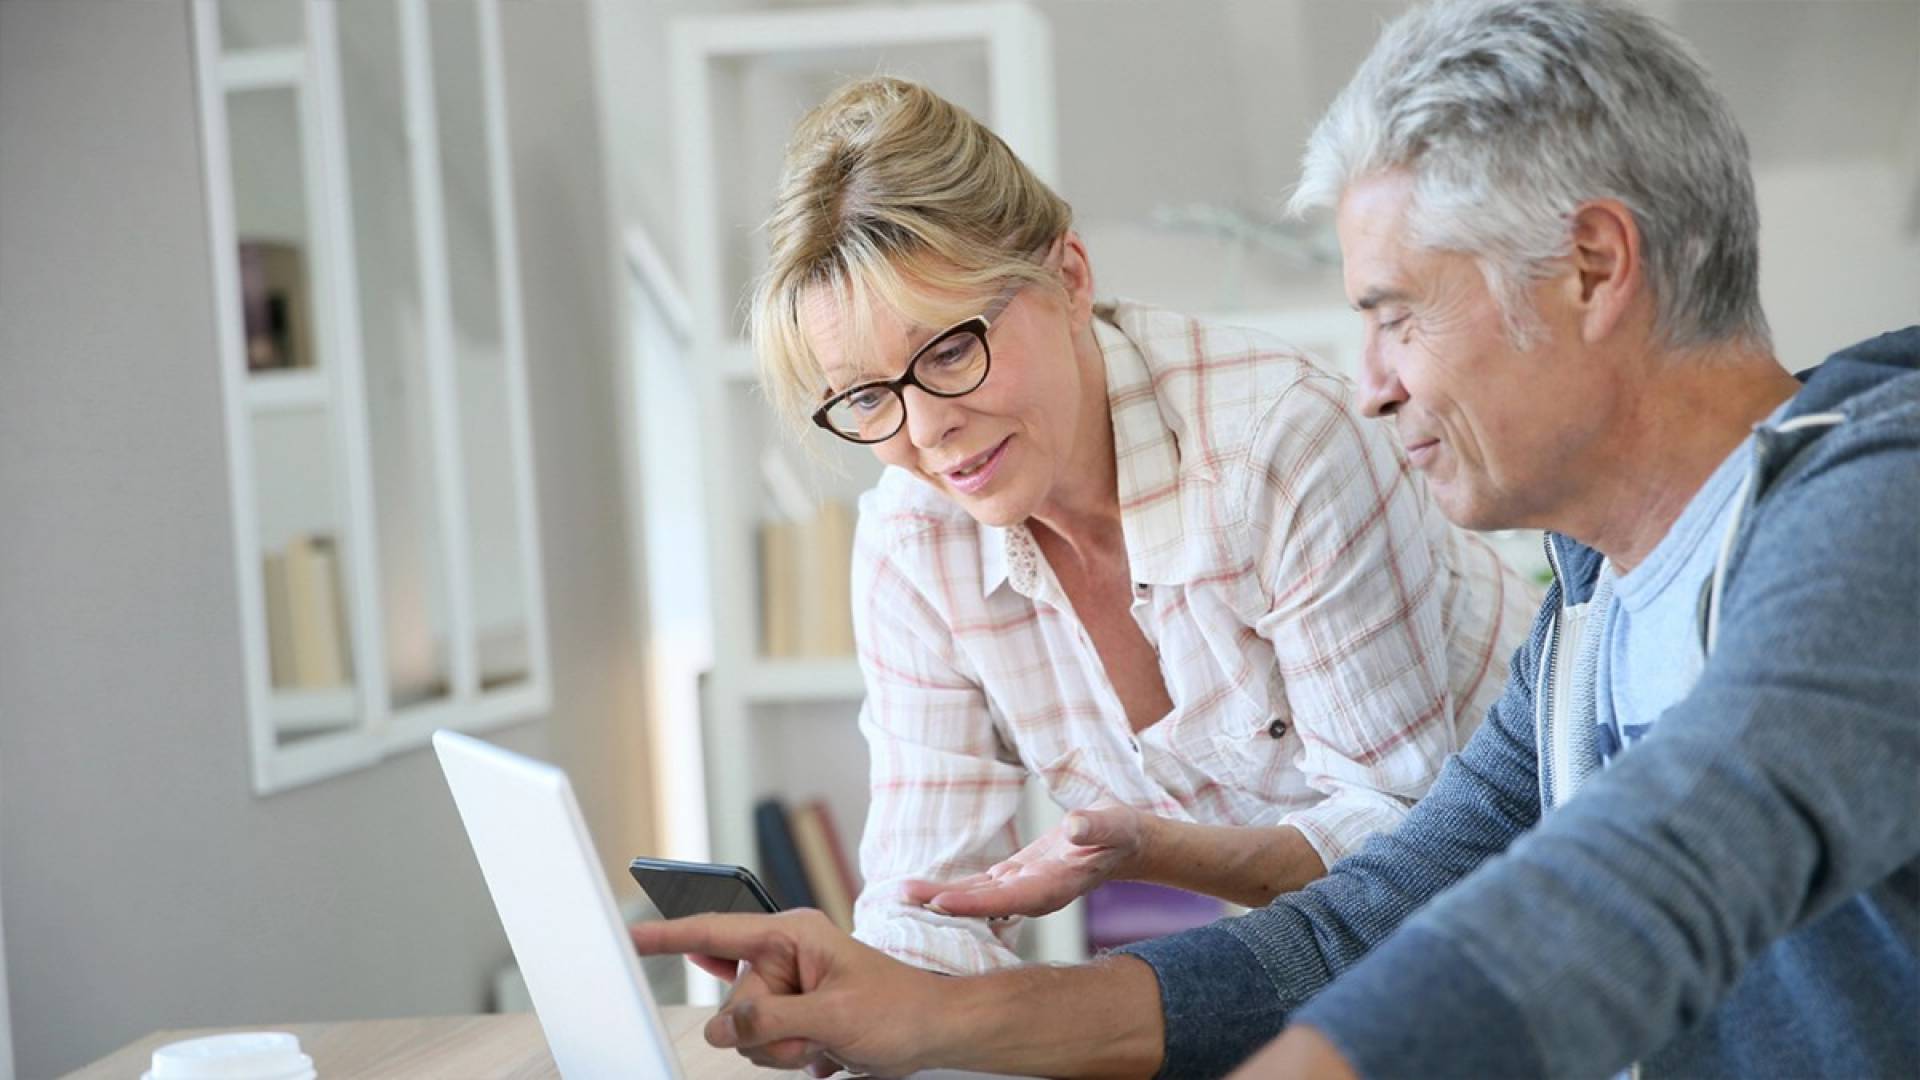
[633,1,1920,1076]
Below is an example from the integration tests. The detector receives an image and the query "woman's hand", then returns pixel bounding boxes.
[902,801,1154,919]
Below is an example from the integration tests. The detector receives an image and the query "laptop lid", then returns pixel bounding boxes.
[434,729,684,1079]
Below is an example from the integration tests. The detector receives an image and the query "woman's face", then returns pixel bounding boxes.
[801,238,1099,528]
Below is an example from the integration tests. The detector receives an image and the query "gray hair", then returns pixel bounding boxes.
[1291,0,1770,350]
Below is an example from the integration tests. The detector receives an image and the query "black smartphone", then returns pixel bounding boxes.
[629,856,781,919]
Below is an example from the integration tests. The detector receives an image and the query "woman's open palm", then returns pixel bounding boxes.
[902,802,1151,919]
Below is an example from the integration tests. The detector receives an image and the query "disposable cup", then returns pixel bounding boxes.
[141,1031,316,1080]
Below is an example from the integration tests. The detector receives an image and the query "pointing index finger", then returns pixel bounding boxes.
[629,912,786,961]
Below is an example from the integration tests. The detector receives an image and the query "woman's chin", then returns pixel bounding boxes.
[949,488,1032,529]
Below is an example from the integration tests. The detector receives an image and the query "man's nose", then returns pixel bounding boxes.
[1357,342,1407,419]
[902,384,963,448]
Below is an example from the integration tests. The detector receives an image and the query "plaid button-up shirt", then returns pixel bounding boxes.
[850,301,1542,973]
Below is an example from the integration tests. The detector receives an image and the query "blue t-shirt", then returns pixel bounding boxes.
[1592,404,1790,761]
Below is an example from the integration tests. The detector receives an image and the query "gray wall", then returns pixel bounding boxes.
[0,3,653,1076]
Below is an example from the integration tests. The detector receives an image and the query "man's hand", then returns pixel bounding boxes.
[903,802,1151,919]
[630,909,945,1077]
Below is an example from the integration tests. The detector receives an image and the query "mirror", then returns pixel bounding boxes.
[339,0,456,713]
[429,0,534,691]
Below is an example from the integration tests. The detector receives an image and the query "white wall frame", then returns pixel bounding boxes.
[670,1,1083,965]
[196,0,378,793]
[218,47,304,93]
[306,0,388,755]
[192,0,551,796]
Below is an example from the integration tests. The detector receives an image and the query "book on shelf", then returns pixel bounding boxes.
[238,239,314,372]
[757,499,856,660]
[788,800,858,931]
[262,533,352,689]
[759,518,801,658]
[798,500,855,657]
[261,550,296,687]
[807,798,862,902]
[752,798,817,911]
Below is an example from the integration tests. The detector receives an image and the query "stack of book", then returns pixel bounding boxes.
[753,796,861,930]
[261,533,353,688]
[758,499,856,659]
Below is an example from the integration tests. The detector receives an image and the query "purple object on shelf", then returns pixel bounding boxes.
[1083,880,1227,953]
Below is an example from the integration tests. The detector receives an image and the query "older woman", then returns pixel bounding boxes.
[750,76,1539,974]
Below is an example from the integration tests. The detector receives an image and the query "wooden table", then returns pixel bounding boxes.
[62,1005,779,1079]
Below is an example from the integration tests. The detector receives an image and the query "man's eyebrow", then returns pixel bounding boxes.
[1353,287,1411,312]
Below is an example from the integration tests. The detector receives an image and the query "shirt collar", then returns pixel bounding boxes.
[1097,310,1195,586]
[981,521,1012,594]
[975,307,1202,596]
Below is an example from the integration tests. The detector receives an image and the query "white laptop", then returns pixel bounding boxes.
[437,729,1018,1080]
[434,729,684,1079]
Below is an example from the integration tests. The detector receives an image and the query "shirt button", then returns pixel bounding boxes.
[1267,718,1288,739]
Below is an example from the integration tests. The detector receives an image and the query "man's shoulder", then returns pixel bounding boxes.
[1760,344,1920,504]
[1789,326,1920,425]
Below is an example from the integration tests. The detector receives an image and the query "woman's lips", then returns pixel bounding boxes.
[943,437,1010,496]
[1405,438,1440,468]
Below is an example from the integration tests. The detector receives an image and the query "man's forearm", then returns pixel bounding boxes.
[926,954,1166,1078]
[1134,820,1326,908]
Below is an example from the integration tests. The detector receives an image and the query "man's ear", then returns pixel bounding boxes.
[1565,199,1644,344]
[1056,230,1096,330]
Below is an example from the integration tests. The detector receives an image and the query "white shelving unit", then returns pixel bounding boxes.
[193,0,551,794]
[669,1,1086,965]
[738,658,867,705]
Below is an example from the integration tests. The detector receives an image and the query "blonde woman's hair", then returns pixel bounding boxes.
[750,76,1072,432]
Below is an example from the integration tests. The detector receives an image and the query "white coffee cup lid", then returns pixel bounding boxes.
[143,1031,315,1080]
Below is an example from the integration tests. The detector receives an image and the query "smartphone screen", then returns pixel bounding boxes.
[629,858,780,920]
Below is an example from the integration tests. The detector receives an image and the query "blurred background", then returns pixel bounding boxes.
[1,0,1914,1075]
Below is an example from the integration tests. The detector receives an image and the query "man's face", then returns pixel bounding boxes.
[1336,171,1616,531]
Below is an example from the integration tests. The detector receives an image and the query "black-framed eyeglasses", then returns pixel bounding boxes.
[811,288,1016,445]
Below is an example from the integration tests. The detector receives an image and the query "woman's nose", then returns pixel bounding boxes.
[902,384,964,448]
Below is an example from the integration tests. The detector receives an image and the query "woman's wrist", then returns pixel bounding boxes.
[1123,819,1322,907]
[1124,809,1174,885]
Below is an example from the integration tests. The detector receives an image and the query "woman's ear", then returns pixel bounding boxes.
[1056,230,1096,330]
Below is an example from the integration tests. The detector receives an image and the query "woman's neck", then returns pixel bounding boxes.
[1027,321,1125,569]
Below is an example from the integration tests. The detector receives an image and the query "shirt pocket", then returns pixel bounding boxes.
[1026,745,1116,810]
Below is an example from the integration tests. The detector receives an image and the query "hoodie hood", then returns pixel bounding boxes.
[1546,326,1920,605]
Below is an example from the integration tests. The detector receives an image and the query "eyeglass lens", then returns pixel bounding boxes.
[821,324,988,441]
